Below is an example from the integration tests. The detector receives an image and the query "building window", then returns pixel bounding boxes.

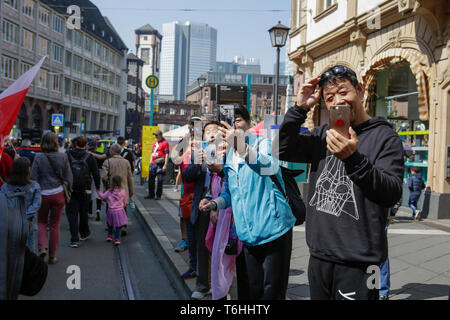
[65,51,72,68]
[116,75,121,88]
[83,84,91,100]
[52,15,63,33]
[102,68,108,82]
[1,56,18,80]
[93,88,99,103]
[95,42,101,57]
[73,55,82,72]
[93,64,101,79]
[37,37,49,56]
[84,60,92,75]
[143,36,148,41]
[170,108,177,115]
[38,7,50,27]
[109,72,114,85]
[22,0,35,18]
[141,48,150,64]
[4,0,18,10]
[205,90,209,98]
[108,93,113,107]
[52,44,63,63]
[101,90,107,105]
[52,74,61,92]
[66,29,72,41]
[22,28,35,51]
[21,62,32,75]
[266,92,272,100]
[257,91,262,98]
[180,109,188,116]
[72,81,81,98]
[37,69,49,88]
[159,107,166,115]
[84,36,92,52]
[64,78,71,96]
[102,46,107,60]
[296,0,301,27]
[74,30,82,47]
[315,0,337,21]
[2,20,19,44]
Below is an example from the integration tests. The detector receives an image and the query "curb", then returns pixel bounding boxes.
[134,197,194,300]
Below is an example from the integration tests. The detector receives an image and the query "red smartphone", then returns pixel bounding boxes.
[329,105,351,138]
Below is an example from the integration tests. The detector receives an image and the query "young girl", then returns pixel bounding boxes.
[1,157,41,253]
[96,175,128,245]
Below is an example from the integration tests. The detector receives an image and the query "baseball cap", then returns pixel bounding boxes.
[153,130,163,136]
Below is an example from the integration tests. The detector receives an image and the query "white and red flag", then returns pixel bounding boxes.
[0,56,46,156]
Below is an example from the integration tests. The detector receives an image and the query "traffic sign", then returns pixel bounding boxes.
[51,114,64,127]
[146,75,159,89]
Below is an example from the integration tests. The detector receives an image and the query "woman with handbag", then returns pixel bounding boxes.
[30,132,73,264]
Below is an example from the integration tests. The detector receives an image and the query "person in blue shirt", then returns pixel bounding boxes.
[199,106,296,300]
[17,139,35,166]
[408,167,425,220]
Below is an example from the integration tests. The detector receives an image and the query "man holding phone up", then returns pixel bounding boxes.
[276,66,404,300]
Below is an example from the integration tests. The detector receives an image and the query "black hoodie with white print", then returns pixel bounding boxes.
[277,106,404,265]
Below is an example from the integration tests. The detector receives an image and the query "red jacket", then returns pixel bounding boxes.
[0,153,13,187]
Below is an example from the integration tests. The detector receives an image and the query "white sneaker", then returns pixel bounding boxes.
[191,289,211,300]
[173,186,178,192]
[415,210,421,220]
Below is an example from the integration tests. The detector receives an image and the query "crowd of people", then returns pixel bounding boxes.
[0,133,139,299]
[1,64,429,300]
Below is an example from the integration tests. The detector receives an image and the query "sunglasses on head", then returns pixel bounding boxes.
[319,65,351,87]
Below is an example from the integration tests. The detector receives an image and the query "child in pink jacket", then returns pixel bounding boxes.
[97,175,128,245]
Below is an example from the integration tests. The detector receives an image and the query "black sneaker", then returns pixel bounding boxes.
[155,197,161,200]
[80,233,90,241]
[144,195,154,199]
[70,242,80,248]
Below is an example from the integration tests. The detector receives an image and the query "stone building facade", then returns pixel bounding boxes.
[288,0,449,218]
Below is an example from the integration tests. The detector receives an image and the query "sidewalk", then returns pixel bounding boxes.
[134,181,450,300]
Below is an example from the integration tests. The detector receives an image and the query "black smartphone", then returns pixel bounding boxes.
[218,104,235,127]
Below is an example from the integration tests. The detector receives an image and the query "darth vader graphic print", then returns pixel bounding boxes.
[309,155,359,220]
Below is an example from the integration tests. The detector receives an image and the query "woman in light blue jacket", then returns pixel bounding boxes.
[1,157,41,253]
[200,106,295,300]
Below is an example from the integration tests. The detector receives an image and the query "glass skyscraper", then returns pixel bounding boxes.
[159,21,217,101]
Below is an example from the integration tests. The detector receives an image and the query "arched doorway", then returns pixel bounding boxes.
[373,63,429,207]
[17,104,28,129]
[32,105,42,129]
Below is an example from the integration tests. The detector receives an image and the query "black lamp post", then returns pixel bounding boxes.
[197,76,206,114]
[268,21,290,124]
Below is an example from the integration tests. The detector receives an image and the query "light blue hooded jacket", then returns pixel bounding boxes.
[214,133,295,246]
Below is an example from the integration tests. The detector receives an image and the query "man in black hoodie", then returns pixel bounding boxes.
[276,65,404,300]
[66,136,100,248]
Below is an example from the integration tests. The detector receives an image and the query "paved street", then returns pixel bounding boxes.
[21,197,180,300]
[134,181,450,300]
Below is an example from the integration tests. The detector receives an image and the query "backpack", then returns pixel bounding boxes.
[271,167,307,226]
[68,152,91,191]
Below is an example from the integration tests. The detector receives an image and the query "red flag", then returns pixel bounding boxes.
[0,56,46,156]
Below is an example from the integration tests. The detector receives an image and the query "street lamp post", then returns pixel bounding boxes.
[197,76,206,114]
[268,21,290,125]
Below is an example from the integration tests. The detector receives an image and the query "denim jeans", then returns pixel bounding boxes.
[107,224,122,239]
[408,192,420,216]
[148,163,164,198]
[379,224,390,297]
[27,216,38,254]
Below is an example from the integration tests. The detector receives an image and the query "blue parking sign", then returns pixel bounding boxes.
[51,114,64,127]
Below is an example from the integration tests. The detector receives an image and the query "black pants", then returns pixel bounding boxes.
[66,192,90,243]
[236,250,251,300]
[89,199,102,215]
[308,255,379,300]
[243,228,292,300]
[194,211,211,293]
[148,163,163,198]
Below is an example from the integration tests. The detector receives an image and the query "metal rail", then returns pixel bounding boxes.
[115,243,136,300]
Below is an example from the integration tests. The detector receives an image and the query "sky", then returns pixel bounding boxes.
[90,0,291,74]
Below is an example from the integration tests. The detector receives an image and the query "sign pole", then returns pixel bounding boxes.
[150,88,154,126]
